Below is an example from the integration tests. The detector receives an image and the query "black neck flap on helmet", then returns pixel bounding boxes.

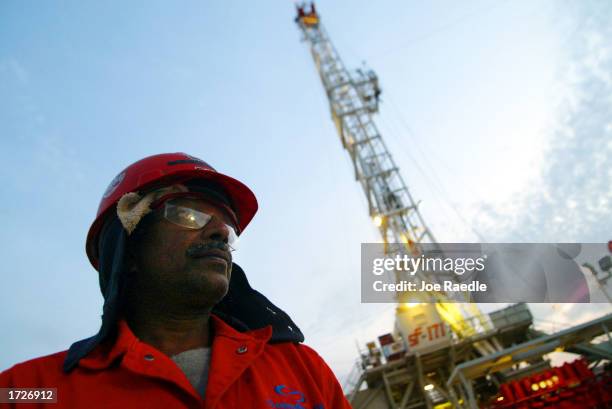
[63,213,304,373]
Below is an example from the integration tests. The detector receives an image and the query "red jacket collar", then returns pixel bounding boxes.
[78,315,273,370]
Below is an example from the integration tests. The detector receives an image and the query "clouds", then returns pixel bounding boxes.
[473,0,612,243]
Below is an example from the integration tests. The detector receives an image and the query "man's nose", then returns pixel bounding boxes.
[201,217,231,243]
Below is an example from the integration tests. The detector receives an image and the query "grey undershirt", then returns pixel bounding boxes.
[171,347,211,399]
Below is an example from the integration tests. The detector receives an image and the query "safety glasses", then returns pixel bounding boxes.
[163,199,239,251]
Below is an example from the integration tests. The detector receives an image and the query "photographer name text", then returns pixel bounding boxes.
[372,280,487,292]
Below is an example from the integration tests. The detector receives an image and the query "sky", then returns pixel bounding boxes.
[1,0,611,386]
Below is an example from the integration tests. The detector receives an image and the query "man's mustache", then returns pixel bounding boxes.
[185,241,231,257]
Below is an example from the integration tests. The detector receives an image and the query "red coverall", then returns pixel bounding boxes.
[0,315,352,408]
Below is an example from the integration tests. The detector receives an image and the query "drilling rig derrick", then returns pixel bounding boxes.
[294,4,612,408]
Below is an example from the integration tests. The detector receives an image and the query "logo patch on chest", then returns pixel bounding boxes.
[265,385,324,409]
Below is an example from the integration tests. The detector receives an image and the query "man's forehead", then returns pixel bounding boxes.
[171,196,221,209]
[183,180,231,204]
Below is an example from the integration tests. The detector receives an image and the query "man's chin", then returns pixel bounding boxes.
[183,269,230,303]
[190,256,231,274]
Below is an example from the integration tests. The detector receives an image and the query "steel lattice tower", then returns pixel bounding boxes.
[295,7,437,262]
[294,2,493,346]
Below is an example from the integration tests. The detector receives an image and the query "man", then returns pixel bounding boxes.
[1,153,352,409]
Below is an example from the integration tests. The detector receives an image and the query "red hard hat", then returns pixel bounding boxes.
[86,152,258,270]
